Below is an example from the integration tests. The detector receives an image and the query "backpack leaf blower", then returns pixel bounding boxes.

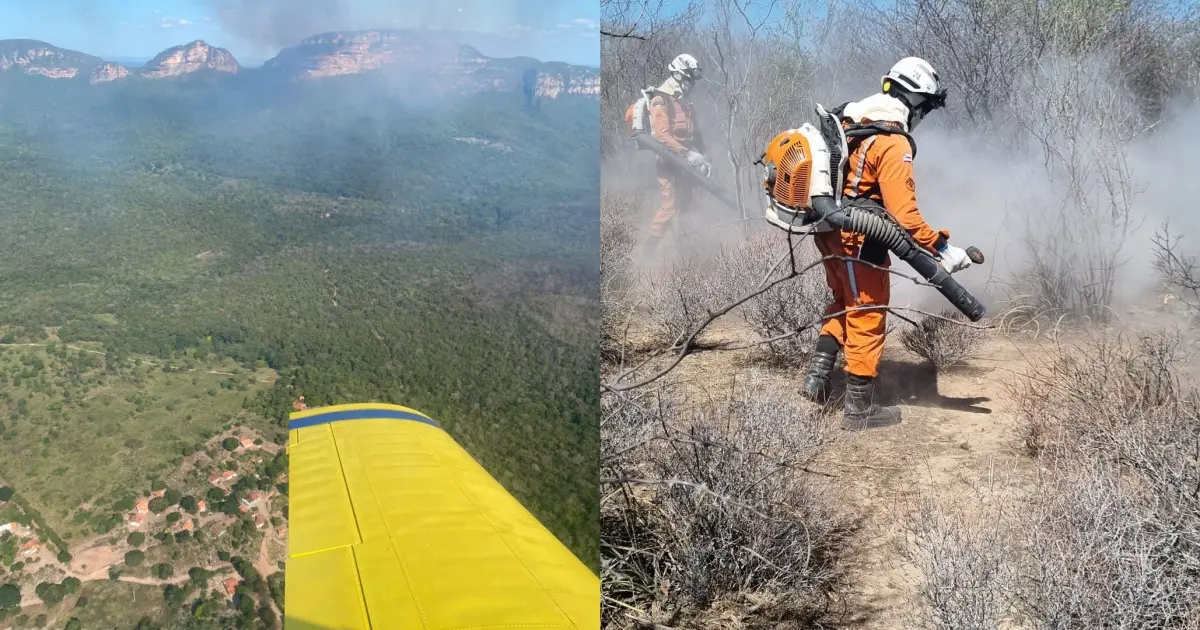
[758,104,987,322]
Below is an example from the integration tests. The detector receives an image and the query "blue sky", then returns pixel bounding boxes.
[0,0,600,66]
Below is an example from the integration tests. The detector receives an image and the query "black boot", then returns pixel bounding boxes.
[801,335,840,403]
[843,373,901,430]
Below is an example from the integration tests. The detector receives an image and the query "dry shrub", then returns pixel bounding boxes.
[1012,455,1200,628]
[1153,223,1200,322]
[909,461,1200,629]
[600,374,848,628]
[899,310,987,369]
[1010,331,1184,456]
[635,228,831,364]
[907,489,1016,630]
[640,255,726,346]
[912,332,1200,628]
[1010,333,1200,626]
[601,193,641,360]
[716,229,831,366]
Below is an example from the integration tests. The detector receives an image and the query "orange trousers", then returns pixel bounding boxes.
[814,230,891,378]
[649,160,695,238]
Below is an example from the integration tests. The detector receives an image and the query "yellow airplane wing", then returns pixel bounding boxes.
[284,402,599,630]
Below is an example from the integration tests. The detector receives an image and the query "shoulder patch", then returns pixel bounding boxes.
[902,153,913,163]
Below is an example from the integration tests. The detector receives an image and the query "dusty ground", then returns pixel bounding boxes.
[610,290,1200,628]
[71,543,124,580]
[815,337,1034,628]
[610,313,1081,627]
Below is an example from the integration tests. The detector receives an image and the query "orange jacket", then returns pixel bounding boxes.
[649,92,702,154]
[842,126,948,253]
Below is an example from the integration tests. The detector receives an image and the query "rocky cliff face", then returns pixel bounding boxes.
[262,30,598,98]
[89,62,130,84]
[140,40,238,79]
[263,30,430,79]
[0,33,598,97]
[0,40,102,80]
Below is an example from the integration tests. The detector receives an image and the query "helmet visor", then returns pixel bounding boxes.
[913,87,947,117]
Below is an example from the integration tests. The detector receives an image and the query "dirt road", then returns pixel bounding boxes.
[19,563,231,608]
[252,523,283,621]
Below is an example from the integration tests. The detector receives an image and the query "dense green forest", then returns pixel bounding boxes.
[0,73,600,571]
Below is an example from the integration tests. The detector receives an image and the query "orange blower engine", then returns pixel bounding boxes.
[756,105,987,322]
[759,123,843,233]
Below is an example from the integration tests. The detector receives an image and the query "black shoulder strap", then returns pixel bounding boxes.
[843,121,918,159]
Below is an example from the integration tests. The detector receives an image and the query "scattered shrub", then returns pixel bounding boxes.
[640,256,725,346]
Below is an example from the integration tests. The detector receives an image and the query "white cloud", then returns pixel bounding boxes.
[159,17,192,28]
[572,18,595,25]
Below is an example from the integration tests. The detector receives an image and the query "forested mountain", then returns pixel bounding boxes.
[0,32,600,590]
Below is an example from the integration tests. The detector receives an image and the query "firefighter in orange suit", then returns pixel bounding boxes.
[642,53,710,255]
[801,57,973,430]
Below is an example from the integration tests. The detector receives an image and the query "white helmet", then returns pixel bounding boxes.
[668,53,701,93]
[881,56,947,130]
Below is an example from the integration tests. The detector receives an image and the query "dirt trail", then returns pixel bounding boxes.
[816,337,1035,627]
[254,526,283,621]
[254,525,274,577]
[654,321,1037,627]
[19,564,232,608]
[92,564,229,586]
